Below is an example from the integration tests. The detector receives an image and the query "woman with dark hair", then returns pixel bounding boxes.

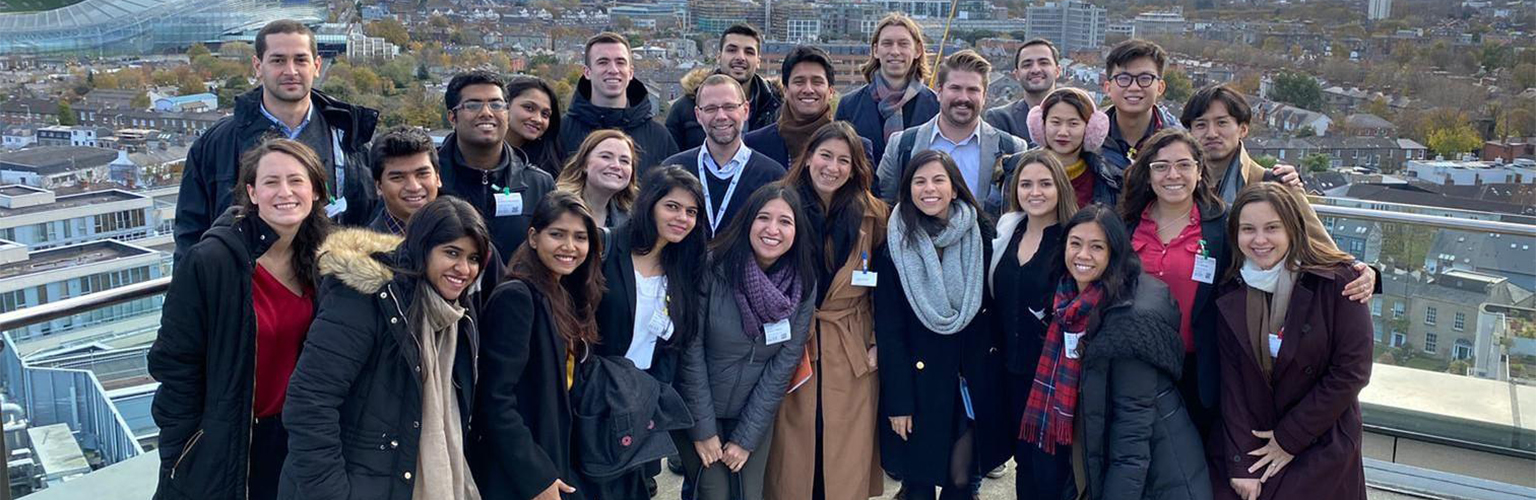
[1215,183,1371,500]
[506,76,566,176]
[592,165,707,496]
[677,185,817,500]
[557,129,640,228]
[1033,204,1209,500]
[149,139,331,500]
[279,196,491,500]
[471,191,606,500]
[874,149,1004,500]
[987,149,1079,500]
[764,122,888,500]
[1026,87,1114,207]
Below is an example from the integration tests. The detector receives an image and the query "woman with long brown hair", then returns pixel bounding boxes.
[1214,183,1371,500]
[470,191,607,500]
[556,129,640,228]
[764,122,888,500]
[150,139,331,500]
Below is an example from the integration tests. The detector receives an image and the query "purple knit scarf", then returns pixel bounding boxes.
[732,260,804,340]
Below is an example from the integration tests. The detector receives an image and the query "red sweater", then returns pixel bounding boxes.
[252,264,314,418]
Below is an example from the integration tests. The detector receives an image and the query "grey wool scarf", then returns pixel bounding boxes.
[886,202,984,334]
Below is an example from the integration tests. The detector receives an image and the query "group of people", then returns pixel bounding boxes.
[149,14,1378,500]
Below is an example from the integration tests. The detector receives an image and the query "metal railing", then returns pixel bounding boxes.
[1310,198,1536,238]
[0,277,170,333]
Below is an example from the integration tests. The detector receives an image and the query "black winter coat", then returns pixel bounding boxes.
[872,245,1011,484]
[174,88,378,261]
[833,82,939,164]
[149,207,291,500]
[560,77,679,173]
[437,134,556,259]
[593,227,685,385]
[666,69,783,151]
[470,280,587,500]
[277,229,478,500]
[1077,276,1212,500]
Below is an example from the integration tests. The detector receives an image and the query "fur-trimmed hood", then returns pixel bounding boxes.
[1083,275,1186,378]
[317,228,404,294]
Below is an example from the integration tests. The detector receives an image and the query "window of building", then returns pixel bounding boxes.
[1425,306,1437,326]
[1453,311,1465,332]
[0,289,23,314]
[1371,298,1382,317]
[1424,333,1438,353]
[1391,330,1406,347]
[1392,301,1405,319]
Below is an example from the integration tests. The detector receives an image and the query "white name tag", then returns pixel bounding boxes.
[851,270,878,287]
[1064,331,1083,359]
[764,319,791,345]
[325,196,348,219]
[648,309,674,341]
[1268,333,1283,358]
[494,191,523,217]
[1192,255,1217,284]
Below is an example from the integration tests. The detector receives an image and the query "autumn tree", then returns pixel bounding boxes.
[1302,153,1333,173]
[1427,123,1482,159]
[1163,68,1193,105]
[365,19,411,47]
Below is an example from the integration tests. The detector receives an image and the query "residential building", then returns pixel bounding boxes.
[607,3,684,30]
[1482,138,1535,163]
[769,1,821,42]
[1132,8,1188,37]
[0,239,167,343]
[35,126,99,147]
[818,0,882,41]
[345,27,400,61]
[688,0,765,35]
[1377,269,1534,361]
[1253,100,1332,136]
[3,127,36,150]
[1405,158,1536,186]
[1369,0,1393,20]
[151,94,217,114]
[0,146,122,189]
[1343,113,1398,137]
[0,185,156,251]
[1425,230,1536,291]
[1320,216,1383,263]
[1340,183,1536,218]
[1025,1,1108,56]
[1246,136,1428,173]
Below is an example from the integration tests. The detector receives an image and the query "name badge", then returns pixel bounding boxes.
[494,191,523,217]
[1268,333,1283,358]
[1064,331,1083,359]
[851,270,878,287]
[1192,255,1218,284]
[648,309,674,341]
[764,318,791,345]
[325,196,348,219]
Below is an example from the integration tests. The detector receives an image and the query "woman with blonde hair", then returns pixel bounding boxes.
[557,129,640,228]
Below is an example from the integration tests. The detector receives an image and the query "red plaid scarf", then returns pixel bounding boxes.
[1019,277,1105,453]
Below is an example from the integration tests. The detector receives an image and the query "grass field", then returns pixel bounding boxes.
[0,0,85,13]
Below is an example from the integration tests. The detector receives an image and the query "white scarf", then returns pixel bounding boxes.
[1241,259,1286,293]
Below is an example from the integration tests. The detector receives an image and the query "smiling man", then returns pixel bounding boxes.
[668,24,783,151]
[1099,39,1183,174]
[875,50,1028,216]
[836,13,941,165]
[743,45,875,169]
[437,70,555,257]
[366,127,441,235]
[174,19,378,261]
[560,32,678,173]
[662,75,787,236]
[984,38,1062,147]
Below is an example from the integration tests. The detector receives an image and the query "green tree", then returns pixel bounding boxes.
[1427,124,1482,158]
[1163,69,1194,104]
[1270,72,1323,110]
[1253,155,1279,169]
[365,19,411,47]
[58,101,77,126]
[130,91,151,109]
[187,43,211,59]
[351,67,385,96]
[220,41,256,60]
[1302,153,1332,172]
[1513,63,1536,90]
[179,74,208,95]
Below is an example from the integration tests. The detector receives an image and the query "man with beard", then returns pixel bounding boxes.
[984,38,1062,147]
[744,45,874,168]
[875,50,1028,217]
[437,70,555,257]
[662,75,786,236]
[561,32,678,172]
[174,19,378,261]
[668,24,783,152]
[836,12,940,165]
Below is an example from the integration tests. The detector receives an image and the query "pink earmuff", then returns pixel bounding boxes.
[1027,90,1111,154]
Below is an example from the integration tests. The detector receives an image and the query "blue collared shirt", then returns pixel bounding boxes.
[929,124,984,198]
[259,101,314,139]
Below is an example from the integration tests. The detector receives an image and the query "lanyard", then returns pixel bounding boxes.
[699,149,745,232]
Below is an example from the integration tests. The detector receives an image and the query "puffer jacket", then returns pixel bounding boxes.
[277,229,478,500]
[1078,276,1212,500]
[666,68,783,151]
[559,77,679,173]
[677,272,815,452]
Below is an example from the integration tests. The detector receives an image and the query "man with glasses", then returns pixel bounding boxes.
[662,75,786,236]
[438,70,555,256]
[174,19,378,261]
[984,38,1062,146]
[1100,39,1182,174]
[667,24,782,151]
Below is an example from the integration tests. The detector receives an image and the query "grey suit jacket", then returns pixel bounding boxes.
[875,117,1030,216]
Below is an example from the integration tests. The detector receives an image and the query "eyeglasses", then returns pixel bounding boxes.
[1149,160,1199,174]
[1111,72,1160,89]
[697,102,743,115]
[456,100,509,113]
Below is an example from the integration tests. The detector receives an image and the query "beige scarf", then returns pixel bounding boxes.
[414,288,481,500]
[1244,267,1296,379]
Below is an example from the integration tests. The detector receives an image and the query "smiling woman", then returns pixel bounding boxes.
[556,129,640,229]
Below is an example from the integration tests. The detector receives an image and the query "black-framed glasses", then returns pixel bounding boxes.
[697,102,744,115]
[456,100,509,113]
[1111,73,1160,88]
